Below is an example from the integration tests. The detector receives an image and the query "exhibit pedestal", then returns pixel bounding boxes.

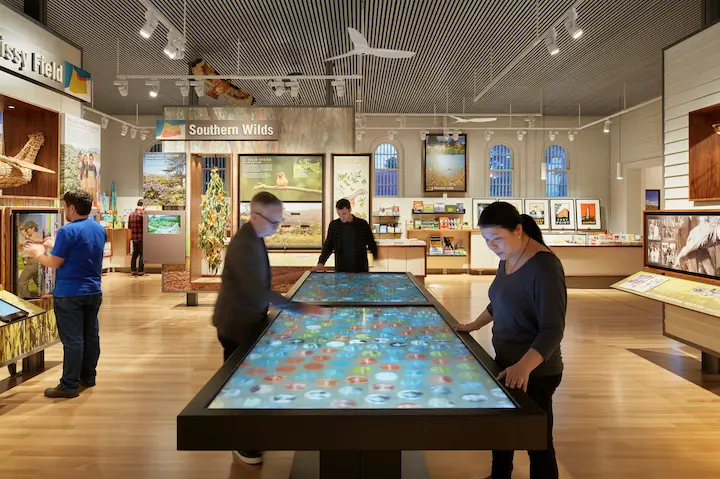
[290,451,429,479]
[186,293,198,306]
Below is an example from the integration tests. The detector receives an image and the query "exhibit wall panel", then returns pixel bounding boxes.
[0,72,81,118]
[663,21,720,209]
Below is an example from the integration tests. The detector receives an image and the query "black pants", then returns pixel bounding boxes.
[491,373,563,479]
[54,294,103,392]
[131,240,144,273]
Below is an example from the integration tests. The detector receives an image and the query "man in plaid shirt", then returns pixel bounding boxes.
[128,199,145,276]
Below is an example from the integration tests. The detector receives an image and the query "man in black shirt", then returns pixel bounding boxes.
[314,199,378,273]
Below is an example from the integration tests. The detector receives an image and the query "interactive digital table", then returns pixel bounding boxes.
[178,272,546,479]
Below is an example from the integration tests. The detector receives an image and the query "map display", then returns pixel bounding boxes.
[291,273,429,303]
[208,306,515,410]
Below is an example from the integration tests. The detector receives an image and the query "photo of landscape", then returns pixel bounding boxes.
[143,153,187,208]
[239,202,323,249]
[147,215,182,235]
[424,134,467,192]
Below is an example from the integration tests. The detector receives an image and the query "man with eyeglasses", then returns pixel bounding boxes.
[212,191,323,466]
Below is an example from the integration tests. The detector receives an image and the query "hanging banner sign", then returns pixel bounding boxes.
[156,120,280,141]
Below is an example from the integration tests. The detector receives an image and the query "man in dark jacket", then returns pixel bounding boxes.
[314,198,378,273]
[212,191,323,466]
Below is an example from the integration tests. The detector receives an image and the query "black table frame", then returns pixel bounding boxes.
[178,272,547,476]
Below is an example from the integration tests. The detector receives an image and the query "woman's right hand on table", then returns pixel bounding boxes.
[454,322,477,333]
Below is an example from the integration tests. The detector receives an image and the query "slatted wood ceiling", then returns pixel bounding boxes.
[0,0,703,117]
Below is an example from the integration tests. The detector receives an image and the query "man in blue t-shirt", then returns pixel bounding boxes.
[25,189,107,399]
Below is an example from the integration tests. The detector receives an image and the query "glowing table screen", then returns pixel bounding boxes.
[291,273,429,303]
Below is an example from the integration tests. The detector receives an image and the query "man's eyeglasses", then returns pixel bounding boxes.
[254,211,284,226]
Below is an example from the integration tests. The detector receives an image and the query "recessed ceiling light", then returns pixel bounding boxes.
[7,105,15,109]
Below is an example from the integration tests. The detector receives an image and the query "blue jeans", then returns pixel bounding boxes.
[54,294,102,392]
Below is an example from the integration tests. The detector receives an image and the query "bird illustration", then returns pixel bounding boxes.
[276,172,289,187]
[0,132,54,188]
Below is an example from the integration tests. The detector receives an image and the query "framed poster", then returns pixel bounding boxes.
[331,154,371,221]
[524,199,549,230]
[424,134,467,192]
[143,152,187,208]
[644,210,720,283]
[645,190,660,210]
[472,198,496,229]
[239,154,324,202]
[239,202,323,250]
[575,199,601,230]
[11,209,62,299]
[549,199,575,230]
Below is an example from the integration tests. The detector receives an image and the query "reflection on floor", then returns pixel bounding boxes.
[1,273,719,479]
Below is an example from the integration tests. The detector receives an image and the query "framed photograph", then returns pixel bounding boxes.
[472,198,496,229]
[524,199,550,230]
[239,154,325,202]
[549,199,576,230]
[11,209,63,299]
[331,154,371,221]
[424,134,467,192]
[645,190,660,210]
[575,199,602,230]
[644,210,720,283]
[143,152,187,208]
[239,202,323,250]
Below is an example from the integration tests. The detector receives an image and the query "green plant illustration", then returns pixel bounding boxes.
[198,168,230,275]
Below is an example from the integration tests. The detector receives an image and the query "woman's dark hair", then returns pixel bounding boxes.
[478,201,546,247]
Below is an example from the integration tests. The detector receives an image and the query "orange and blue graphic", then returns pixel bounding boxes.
[63,62,92,102]
[156,120,186,139]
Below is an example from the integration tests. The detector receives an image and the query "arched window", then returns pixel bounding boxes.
[374,143,399,197]
[147,142,163,153]
[202,155,228,194]
[489,144,513,197]
[545,145,568,197]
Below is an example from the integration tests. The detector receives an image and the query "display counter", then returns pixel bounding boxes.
[612,272,720,374]
[471,231,643,283]
[177,272,547,478]
[0,290,57,375]
[372,239,426,277]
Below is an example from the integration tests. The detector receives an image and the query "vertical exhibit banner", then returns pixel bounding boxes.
[61,114,101,208]
[332,154,371,221]
[142,152,187,208]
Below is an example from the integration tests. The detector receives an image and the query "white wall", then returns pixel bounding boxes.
[95,114,161,213]
[663,21,720,209]
[609,101,663,234]
[357,116,613,228]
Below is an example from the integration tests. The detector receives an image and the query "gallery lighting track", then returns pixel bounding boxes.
[82,106,154,139]
[138,0,187,60]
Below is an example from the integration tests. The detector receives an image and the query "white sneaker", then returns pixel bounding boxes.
[233,450,263,465]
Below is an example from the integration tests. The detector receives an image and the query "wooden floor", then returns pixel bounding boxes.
[1,273,720,479]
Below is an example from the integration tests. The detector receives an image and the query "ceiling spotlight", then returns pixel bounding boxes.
[331,79,346,98]
[190,80,205,97]
[398,116,407,129]
[443,129,451,141]
[564,8,583,39]
[616,162,624,180]
[452,131,460,141]
[140,10,159,39]
[568,130,576,142]
[131,128,138,139]
[113,80,128,97]
[517,130,526,141]
[603,119,611,133]
[140,130,148,141]
[286,80,300,98]
[101,117,109,129]
[545,27,560,56]
[146,80,160,98]
[485,130,493,141]
[175,80,190,98]
[420,130,428,141]
[356,131,364,141]
[549,131,556,141]
[541,162,547,180]
[120,125,129,137]
[388,130,397,141]
[713,123,720,135]
[7,105,15,109]
[526,117,536,129]
[163,30,186,60]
